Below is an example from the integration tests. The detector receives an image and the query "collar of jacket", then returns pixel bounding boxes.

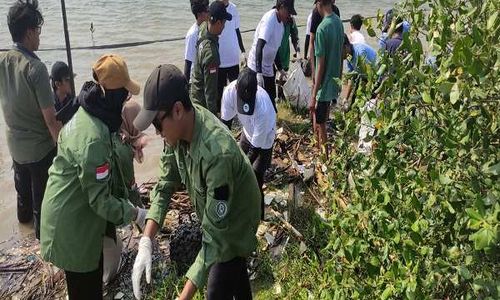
[200,22,219,42]
[13,43,39,60]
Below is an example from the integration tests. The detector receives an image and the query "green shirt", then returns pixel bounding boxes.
[277,21,298,71]
[41,108,135,272]
[0,46,55,163]
[190,22,220,114]
[147,104,261,289]
[314,13,344,102]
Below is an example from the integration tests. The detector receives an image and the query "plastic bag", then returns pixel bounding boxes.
[283,62,311,110]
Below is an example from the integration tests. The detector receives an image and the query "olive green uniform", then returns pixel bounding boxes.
[147,104,261,289]
[190,22,220,115]
[41,108,136,272]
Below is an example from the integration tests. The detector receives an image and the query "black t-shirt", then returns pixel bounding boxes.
[310,5,341,35]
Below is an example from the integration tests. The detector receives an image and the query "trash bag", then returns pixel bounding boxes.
[357,98,378,154]
[283,62,311,110]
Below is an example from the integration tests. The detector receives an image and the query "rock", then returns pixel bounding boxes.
[114,292,124,299]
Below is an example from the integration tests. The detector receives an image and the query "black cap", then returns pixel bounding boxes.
[134,64,190,131]
[236,68,258,115]
[277,0,297,15]
[50,61,71,82]
[209,1,232,22]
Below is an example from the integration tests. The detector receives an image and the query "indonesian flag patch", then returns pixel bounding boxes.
[96,162,110,180]
[208,64,217,74]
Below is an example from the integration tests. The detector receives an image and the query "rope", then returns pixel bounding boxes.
[0,16,378,52]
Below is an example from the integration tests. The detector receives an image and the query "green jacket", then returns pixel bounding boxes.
[147,104,261,289]
[41,108,136,272]
[190,22,220,114]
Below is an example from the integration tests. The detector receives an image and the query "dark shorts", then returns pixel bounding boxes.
[315,100,335,124]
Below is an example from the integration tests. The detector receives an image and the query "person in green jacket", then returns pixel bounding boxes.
[40,54,148,300]
[132,64,261,300]
[190,1,232,115]
[275,15,300,100]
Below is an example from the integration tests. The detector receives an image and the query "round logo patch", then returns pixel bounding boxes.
[215,201,228,219]
[243,103,250,113]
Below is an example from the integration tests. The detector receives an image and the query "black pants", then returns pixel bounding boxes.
[65,254,103,300]
[207,257,252,300]
[13,148,56,239]
[239,134,273,220]
[263,75,277,113]
[218,65,240,112]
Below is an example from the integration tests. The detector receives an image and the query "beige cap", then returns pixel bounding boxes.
[92,54,140,95]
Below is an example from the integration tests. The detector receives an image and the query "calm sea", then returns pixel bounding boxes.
[0,0,397,243]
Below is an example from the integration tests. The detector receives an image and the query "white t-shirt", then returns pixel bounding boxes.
[350,30,366,44]
[221,81,276,149]
[247,9,284,77]
[185,23,199,75]
[219,2,241,68]
[305,13,312,36]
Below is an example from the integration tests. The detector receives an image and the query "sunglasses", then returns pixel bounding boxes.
[152,112,167,132]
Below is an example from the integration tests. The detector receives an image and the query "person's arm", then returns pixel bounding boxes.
[304,34,310,60]
[311,56,326,105]
[220,85,236,129]
[30,62,62,143]
[41,107,62,143]
[309,33,316,84]
[78,140,137,225]
[255,38,266,74]
[185,155,236,290]
[236,29,245,53]
[291,21,300,54]
[144,146,182,236]
[184,60,193,82]
[274,52,283,71]
[202,43,220,115]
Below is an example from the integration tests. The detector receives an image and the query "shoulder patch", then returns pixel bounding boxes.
[215,201,228,219]
[214,185,229,201]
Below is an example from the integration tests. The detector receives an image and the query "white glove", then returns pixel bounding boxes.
[278,69,288,82]
[240,52,247,68]
[256,73,265,88]
[134,208,148,231]
[132,236,153,300]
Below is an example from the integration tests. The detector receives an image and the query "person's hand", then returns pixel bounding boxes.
[240,52,247,68]
[133,135,148,163]
[309,96,317,117]
[132,236,153,300]
[256,73,265,88]
[134,208,148,231]
[277,69,288,82]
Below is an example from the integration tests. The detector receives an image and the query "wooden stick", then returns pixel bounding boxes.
[269,209,304,241]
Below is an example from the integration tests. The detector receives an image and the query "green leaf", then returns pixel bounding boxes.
[450,82,460,104]
[381,286,393,300]
[487,11,498,30]
[439,173,453,185]
[421,91,432,104]
[483,162,500,176]
[469,228,497,251]
[465,208,483,221]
